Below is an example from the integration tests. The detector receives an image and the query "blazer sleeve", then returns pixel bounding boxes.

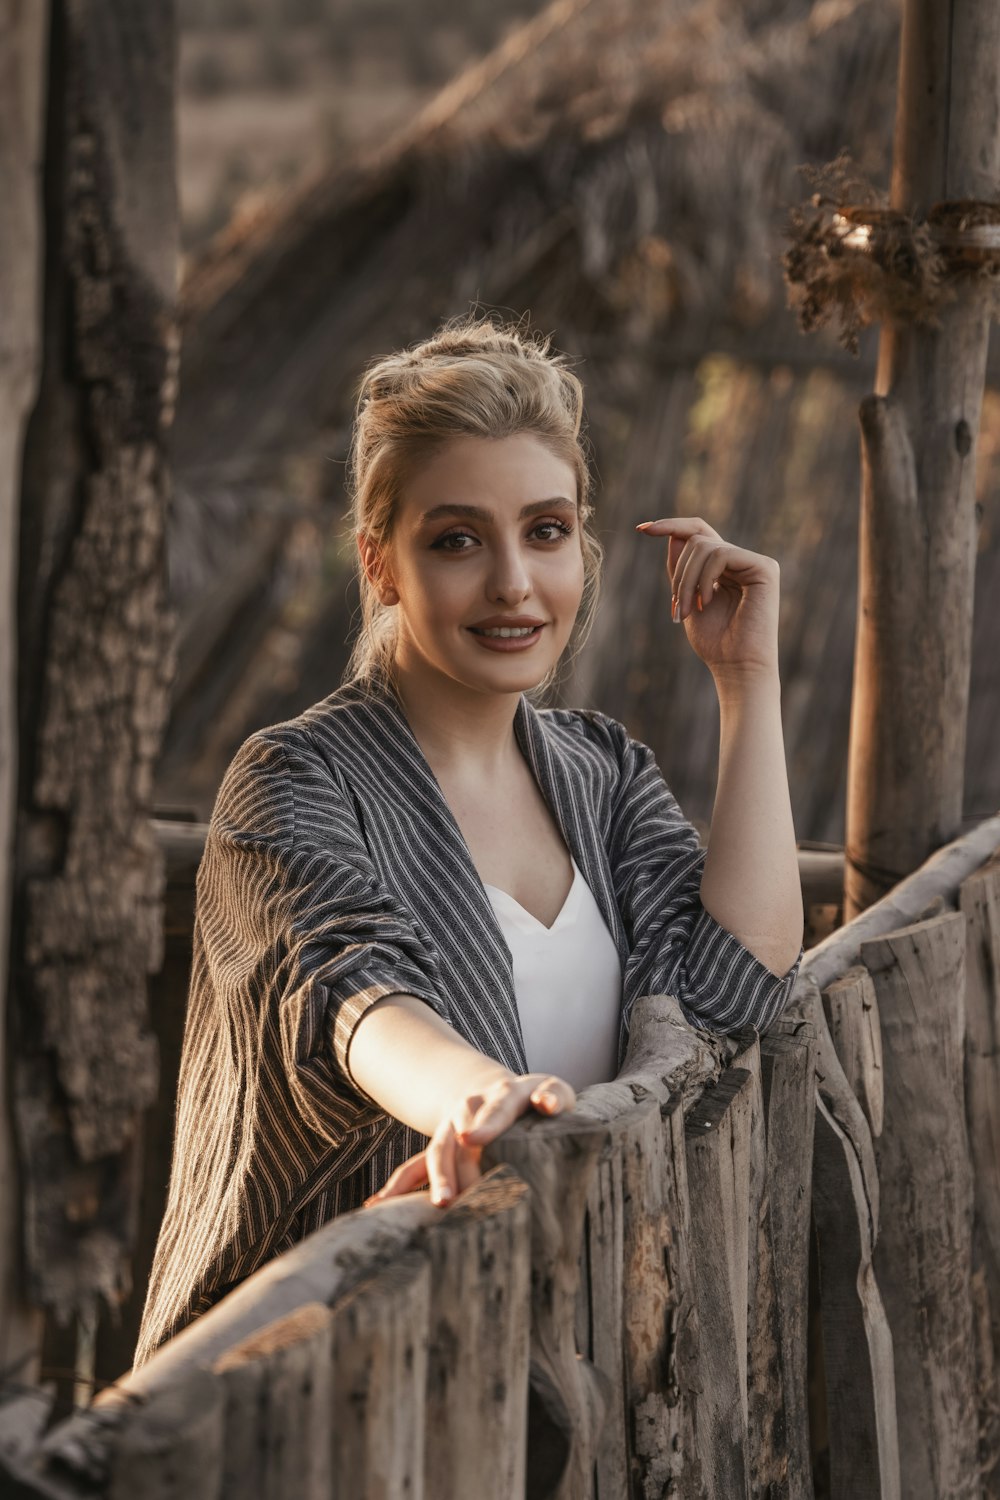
[199,728,449,1144]
[593,714,802,1036]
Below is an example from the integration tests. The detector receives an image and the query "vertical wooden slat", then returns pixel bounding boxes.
[420,1166,531,1500]
[0,0,50,1392]
[733,1036,789,1496]
[484,1113,610,1500]
[578,1129,628,1500]
[212,1303,333,1499]
[684,1066,753,1499]
[822,967,884,1138]
[577,992,715,1499]
[958,852,1000,1490]
[959,855,1000,1367]
[811,1093,899,1500]
[104,1367,223,1500]
[759,1024,818,1500]
[329,1250,430,1500]
[863,912,979,1499]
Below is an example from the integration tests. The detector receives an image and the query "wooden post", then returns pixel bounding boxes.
[418,1169,531,1500]
[483,1112,610,1500]
[212,1303,334,1499]
[329,1251,430,1500]
[7,0,179,1387]
[863,912,979,1498]
[844,0,1000,919]
[0,0,50,1393]
[684,1067,754,1499]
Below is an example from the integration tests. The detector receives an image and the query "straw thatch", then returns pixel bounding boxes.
[158,0,1000,848]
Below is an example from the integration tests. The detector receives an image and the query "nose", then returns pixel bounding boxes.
[486,538,532,605]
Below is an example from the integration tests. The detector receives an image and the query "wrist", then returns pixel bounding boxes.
[711,661,781,702]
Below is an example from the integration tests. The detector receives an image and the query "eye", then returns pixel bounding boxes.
[532,519,574,542]
[430,529,478,552]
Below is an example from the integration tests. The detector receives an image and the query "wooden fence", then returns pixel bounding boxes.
[2,815,1000,1499]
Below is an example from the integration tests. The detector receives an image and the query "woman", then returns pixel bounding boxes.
[134,315,803,1368]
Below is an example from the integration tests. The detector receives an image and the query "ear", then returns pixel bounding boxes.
[356,530,399,606]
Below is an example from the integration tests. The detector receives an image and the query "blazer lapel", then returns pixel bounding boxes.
[343,677,530,1073]
[514,697,629,968]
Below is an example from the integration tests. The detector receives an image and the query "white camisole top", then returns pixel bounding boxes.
[483,855,623,1091]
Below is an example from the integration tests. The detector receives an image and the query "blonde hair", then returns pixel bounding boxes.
[344,313,602,696]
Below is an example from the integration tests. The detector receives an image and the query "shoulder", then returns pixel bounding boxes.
[531,702,654,778]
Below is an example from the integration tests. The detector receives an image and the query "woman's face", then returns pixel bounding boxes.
[365,432,586,696]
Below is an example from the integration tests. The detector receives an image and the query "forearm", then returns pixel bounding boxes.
[347,993,514,1137]
[700,668,803,975]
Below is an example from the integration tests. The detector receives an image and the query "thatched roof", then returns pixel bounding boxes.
[158,0,1000,846]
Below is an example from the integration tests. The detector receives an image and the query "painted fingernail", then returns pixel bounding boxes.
[635,521,652,530]
[696,589,703,612]
[672,597,681,624]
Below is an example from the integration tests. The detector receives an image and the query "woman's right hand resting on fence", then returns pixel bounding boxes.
[363,1071,576,1209]
[348,993,575,1206]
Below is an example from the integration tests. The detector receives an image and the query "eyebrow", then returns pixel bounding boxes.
[419,497,576,524]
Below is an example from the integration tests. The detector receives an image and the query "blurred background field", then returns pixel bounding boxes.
[162,0,1000,848]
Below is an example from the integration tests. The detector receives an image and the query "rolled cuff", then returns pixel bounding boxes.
[678,903,803,1036]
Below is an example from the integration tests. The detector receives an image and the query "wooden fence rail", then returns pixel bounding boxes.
[2,817,999,1498]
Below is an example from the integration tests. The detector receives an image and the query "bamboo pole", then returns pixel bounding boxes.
[844,0,1000,919]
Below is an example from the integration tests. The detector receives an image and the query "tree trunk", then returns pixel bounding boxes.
[8,0,178,1365]
[844,0,1000,919]
[0,0,50,1392]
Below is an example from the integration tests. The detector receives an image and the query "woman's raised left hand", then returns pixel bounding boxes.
[636,515,781,680]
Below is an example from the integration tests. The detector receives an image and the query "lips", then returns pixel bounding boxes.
[466,623,545,652]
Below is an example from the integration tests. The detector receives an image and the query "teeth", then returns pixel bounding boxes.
[477,626,538,637]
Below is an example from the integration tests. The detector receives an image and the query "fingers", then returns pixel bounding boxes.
[528,1075,576,1115]
[426,1120,460,1206]
[457,1073,575,1147]
[363,1151,430,1207]
[673,536,728,621]
[364,1074,578,1215]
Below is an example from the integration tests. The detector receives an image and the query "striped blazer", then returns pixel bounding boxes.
[135,673,802,1366]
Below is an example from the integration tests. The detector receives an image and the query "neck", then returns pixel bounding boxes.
[389,650,524,776]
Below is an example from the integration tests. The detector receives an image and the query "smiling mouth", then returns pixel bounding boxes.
[469,625,542,638]
[466,623,546,650]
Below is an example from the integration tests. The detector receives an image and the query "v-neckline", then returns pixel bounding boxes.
[343,671,628,979]
[482,856,582,934]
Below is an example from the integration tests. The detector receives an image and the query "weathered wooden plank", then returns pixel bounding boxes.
[822,965,884,1137]
[863,911,979,1498]
[576,1123,629,1500]
[802,818,1000,994]
[484,1111,610,1500]
[0,0,51,1393]
[575,992,724,1499]
[38,1366,225,1500]
[731,1036,788,1497]
[812,1092,899,1500]
[101,1195,436,1398]
[419,1167,531,1500]
[959,853,1000,1494]
[959,854,1000,1366]
[759,1028,818,1500]
[329,1250,430,1500]
[684,1066,754,1499]
[212,1302,333,1498]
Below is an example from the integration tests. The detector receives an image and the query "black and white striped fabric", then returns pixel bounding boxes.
[135,673,802,1366]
